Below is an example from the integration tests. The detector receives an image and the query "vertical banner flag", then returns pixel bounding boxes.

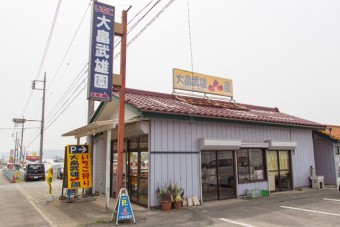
[66,145,92,189]
[87,2,115,101]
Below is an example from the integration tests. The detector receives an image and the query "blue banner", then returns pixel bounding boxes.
[87,2,115,101]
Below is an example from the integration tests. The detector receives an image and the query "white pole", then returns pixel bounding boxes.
[105,129,111,210]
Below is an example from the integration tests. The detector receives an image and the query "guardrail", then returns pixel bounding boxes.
[3,168,16,183]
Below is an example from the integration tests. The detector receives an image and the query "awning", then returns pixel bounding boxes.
[62,120,117,138]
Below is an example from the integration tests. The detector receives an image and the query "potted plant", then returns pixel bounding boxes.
[170,182,184,209]
[156,182,173,211]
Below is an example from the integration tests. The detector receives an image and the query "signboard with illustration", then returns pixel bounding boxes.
[66,145,92,189]
[87,2,115,101]
[173,68,233,97]
[112,188,136,225]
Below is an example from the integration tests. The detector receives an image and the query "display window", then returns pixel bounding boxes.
[237,149,266,183]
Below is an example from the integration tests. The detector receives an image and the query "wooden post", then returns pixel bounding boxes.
[116,9,128,198]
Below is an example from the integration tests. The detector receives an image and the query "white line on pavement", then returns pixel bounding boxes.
[280,205,340,217]
[15,184,57,227]
[323,198,340,202]
[220,218,256,227]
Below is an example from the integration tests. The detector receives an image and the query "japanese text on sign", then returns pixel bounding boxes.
[173,68,233,97]
[67,145,92,189]
[87,2,115,101]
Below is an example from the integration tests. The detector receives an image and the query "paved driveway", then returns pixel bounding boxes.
[2,169,340,227]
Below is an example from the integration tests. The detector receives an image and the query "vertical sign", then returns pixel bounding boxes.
[87,2,115,101]
[66,145,92,189]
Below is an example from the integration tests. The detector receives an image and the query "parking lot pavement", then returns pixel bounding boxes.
[3,170,340,227]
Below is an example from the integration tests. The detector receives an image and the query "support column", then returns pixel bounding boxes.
[116,9,128,198]
[105,129,111,210]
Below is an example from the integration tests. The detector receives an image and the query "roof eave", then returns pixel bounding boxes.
[140,110,326,130]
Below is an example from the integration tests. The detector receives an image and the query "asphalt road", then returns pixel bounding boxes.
[2,169,340,227]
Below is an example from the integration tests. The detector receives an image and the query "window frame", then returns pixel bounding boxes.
[237,148,267,184]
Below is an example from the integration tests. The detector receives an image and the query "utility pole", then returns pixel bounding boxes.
[116,9,128,197]
[32,72,46,163]
[12,118,26,165]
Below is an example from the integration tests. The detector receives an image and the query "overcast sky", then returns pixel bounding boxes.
[0,0,339,157]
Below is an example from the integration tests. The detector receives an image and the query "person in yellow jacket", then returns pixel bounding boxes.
[47,165,53,194]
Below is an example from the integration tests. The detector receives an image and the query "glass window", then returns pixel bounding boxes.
[237,149,265,183]
[335,146,340,155]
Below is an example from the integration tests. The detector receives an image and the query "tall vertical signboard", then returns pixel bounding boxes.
[87,2,115,101]
[66,145,92,189]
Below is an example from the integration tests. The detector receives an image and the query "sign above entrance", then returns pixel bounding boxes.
[173,68,233,97]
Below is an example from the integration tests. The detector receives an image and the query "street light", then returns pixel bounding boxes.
[32,72,46,163]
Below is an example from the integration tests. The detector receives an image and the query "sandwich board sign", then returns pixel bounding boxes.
[112,188,136,225]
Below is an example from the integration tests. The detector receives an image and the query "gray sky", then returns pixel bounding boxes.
[0,0,339,157]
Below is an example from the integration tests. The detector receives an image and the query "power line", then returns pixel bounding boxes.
[113,0,162,49]
[24,0,177,149]
[46,63,88,119]
[47,1,92,90]
[187,0,194,74]
[115,0,177,59]
[20,0,62,116]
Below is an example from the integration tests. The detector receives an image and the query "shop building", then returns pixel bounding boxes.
[64,87,325,209]
[313,125,340,186]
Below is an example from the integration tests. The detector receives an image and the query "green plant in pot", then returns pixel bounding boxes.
[156,182,173,211]
[170,182,184,209]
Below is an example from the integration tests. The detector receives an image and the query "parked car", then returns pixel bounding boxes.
[24,163,45,181]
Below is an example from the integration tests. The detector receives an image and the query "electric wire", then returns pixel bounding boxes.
[187,0,194,74]
[25,78,87,149]
[47,1,92,90]
[127,0,162,34]
[46,63,88,119]
[45,73,87,127]
[115,0,177,59]
[24,0,176,150]
[128,0,155,26]
[20,0,62,116]
[113,0,162,49]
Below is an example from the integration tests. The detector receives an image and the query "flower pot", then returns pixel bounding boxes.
[173,201,182,209]
[161,201,172,211]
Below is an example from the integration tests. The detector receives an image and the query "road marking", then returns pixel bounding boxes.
[280,205,340,217]
[220,218,255,227]
[323,198,340,202]
[16,184,57,227]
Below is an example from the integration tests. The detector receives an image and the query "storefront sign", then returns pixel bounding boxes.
[66,144,92,189]
[173,68,233,97]
[87,2,115,101]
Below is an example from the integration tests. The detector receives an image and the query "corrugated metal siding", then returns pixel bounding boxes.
[290,129,315,187]
[150,118,314,207]
[313,134,336,185]
[93,136,106,193]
